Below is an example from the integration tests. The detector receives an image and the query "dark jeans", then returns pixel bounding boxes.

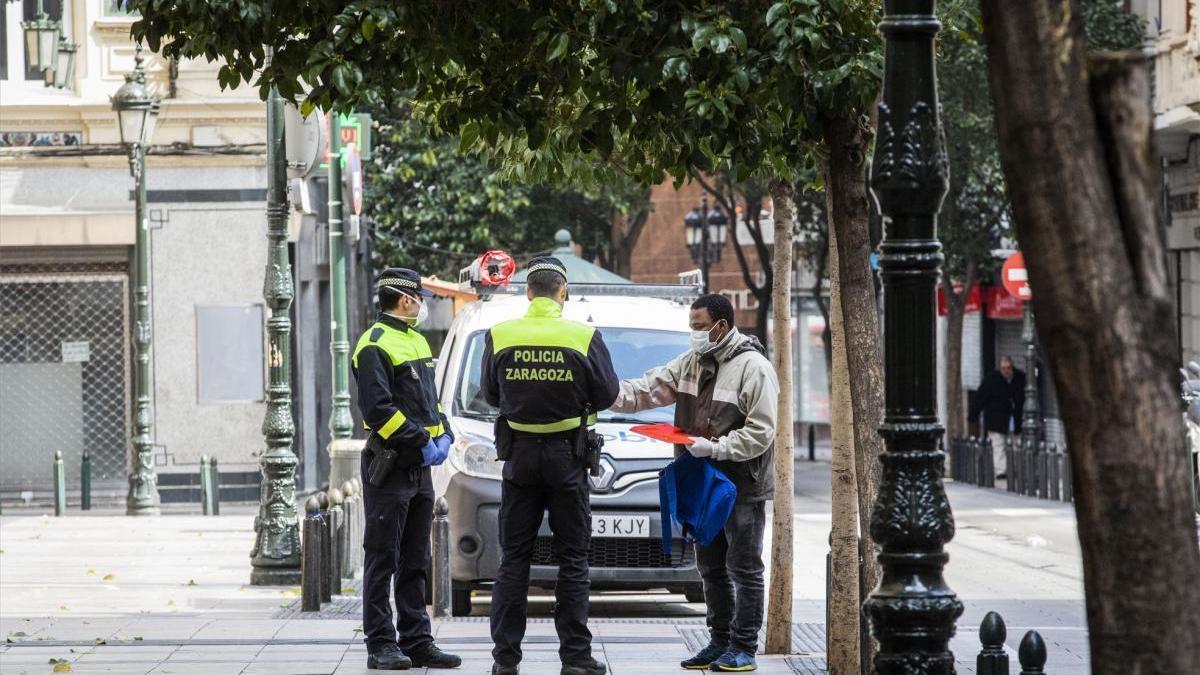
[695,500,766,655]
[361,451,434,654]
[490,436,592,667]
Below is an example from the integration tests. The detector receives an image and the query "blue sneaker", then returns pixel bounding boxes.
[680,642,728,669]
[710,648,757,672]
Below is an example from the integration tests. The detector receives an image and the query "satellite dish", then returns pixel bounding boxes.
[284,103,326,179]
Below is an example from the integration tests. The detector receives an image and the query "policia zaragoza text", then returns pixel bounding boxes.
[505,348,576,382]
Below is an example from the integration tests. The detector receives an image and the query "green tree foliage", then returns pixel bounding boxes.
[368,107,650,278]
[1082,0,1148,51]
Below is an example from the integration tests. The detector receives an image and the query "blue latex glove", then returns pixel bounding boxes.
[432,434,452,466]
[420,438,439,467]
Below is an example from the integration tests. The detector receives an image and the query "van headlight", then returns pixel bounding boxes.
[450,433,503,480]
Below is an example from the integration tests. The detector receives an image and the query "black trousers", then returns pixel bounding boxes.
[695,500,767,655]
[490,436,592,667]
[361,452,434,653]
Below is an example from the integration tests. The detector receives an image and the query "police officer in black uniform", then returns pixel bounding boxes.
[481,257,620,675]
[353,268,462,670]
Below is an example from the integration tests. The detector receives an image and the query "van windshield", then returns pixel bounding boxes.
[455,327,689,424]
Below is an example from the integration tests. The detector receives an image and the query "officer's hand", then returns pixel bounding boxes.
[421,438,440,467]
[433,435,452,466]
[686,437,715,458]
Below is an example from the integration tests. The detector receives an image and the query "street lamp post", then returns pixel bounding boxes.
[250,84,302,585]
[328,114,353,443]
[684,194,728,293]
[865,0,963,671]
[112,46,161,517]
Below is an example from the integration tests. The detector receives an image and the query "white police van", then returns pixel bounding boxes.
[430,267,704,616]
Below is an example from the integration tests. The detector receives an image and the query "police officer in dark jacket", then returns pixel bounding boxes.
[353,268,461,670]
[481,257,620,675]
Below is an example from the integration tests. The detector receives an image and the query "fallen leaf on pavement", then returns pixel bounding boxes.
[86,570,95,576]
[53,663,72,672]
[186,580,197,586]
[102,574,115,582]
[93,638,106,645]
[167,599,175,606]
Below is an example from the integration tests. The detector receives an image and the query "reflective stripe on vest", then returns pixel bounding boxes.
[507,412,598,434]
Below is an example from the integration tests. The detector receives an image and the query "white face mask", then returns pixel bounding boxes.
[690,325,720,355]
[407,299,429,327]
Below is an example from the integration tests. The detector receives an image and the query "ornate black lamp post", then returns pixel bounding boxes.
[865,1,963,671]
[112,46,161,517]
[684,194,728,292]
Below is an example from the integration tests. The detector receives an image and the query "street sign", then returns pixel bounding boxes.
[1002,251,1031,300]
[283,103,327,179]
[322,112,372,167]
[343,142,364,215]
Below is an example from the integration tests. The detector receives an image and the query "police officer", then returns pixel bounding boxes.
[353,268,461,670]
[481,257,619,675]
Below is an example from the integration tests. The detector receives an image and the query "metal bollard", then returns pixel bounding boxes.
[210,457,221,515]
[340,480,357,578]
[316,491,332,603]
[1062,446,1073,502]
[984,436,995,488]
[1018,630,1047,674]
[327,488,344,594]
[808,424,815,462]
[200,456,212,515]
[301,496,324,612]
[353,477,365,570]
[976,611,1008,675]
[1048,444,1061,501]
[81,450,91,511]
[432,497,451,618]
[53,450,66,516]
[1005,435,1016,493]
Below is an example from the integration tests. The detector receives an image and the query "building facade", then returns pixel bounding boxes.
[0,1,365,503]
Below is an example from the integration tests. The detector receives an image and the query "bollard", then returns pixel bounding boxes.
[808,424,815,462]
[1005,435,1016,493]
[301,496,324,612]
[1018,630,1047,674]
[200,456,212,515]
[210,457,221,515]
[984,435,995,488]
[1062,447,1073,502]
[976,611,1008,675]
[327,488,344,594]
[53,450,66,516]
[1048,444,1061,501]
[81,450,91,511]
[1039,444,1050,499]
[432,497,452,618]
[352,478,365,570]
[317,491,332,603]
[340,480,358,578]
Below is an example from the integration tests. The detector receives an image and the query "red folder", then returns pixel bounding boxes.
[629,423,694,445]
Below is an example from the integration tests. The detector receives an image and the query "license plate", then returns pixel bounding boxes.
[591,514,650,538]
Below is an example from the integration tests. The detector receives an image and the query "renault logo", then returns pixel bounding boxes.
[589,457,616,492]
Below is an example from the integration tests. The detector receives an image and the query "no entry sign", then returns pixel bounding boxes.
[1002,252,1031,300]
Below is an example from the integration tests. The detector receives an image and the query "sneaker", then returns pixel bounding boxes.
[406,642,462,668]
[680,642,729,669]
[561,656,608,675]
[367,644,413,670]
[710,648,757,672]
[492,664,520,675]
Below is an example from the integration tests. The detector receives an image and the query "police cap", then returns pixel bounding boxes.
[376,267,433,299]
[524,256,568,283]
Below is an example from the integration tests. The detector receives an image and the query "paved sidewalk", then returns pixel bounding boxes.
[1,456,1090,674]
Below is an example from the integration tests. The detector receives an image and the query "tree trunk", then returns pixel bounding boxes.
[610,206,649,279]
[764,179,796,654]
[982,4,1200,671]
[942,262,976,442]
[811,229,834,385]
[822,114,884,609]
[826,210,860,675]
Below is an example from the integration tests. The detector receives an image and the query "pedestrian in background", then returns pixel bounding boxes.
[969,355,1026,479]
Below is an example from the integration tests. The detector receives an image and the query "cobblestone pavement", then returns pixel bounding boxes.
[0,455,1089,674]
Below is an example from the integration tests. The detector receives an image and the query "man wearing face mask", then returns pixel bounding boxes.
[610,293,777,673]
[352,268,461,670]
[481,257,619,675]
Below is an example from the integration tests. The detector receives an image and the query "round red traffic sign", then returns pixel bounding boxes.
[1002,252,1031,301]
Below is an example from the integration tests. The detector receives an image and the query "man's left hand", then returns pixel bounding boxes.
[432,434,453,466]
[686,437,715,458]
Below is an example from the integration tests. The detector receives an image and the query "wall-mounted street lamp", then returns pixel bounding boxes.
[21,0,79,89]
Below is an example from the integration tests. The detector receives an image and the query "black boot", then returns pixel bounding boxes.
[367,644,412,670]
[561,656,607,675]
[406,642,462,668]
[492,664,520,675]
